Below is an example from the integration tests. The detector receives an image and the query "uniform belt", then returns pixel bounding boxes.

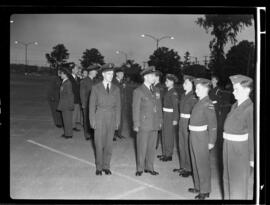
[163,107,173,112]
[223,132,248,141]
[180,113,190,118]
[189,125,208,131]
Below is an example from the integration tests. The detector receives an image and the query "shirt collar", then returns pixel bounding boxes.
[62,78,68,83]
[103,81,111,88]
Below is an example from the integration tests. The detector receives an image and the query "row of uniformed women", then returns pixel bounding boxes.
[158,73,254,200]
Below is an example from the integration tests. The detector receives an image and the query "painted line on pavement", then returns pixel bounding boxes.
[27,139,186,199]
[11,117,52,122]
[111,186,146,199]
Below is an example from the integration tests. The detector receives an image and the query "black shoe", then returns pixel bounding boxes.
[195,193,210,200]
[144,170,159,175]
[173,168,184,173]
[113,137,117,141]
[135,171,143,176]
[73,128,80,131]
[56,125,62,128]
[161,156,172,161]
[157,155,163,159]
[188,188,200,193]
[102,169,112,175]
[85,137,90,140]
[64,135,72,139]
[180,170,192,177]
[61,134,66,138]
[96,170,102,175]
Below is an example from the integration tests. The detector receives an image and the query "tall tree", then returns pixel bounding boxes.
[148,47,182,79]
[45,44,69,69]
[196,15,253,73]
[122,59,143,83]
[223,40,255,79]
[79,48,105,68]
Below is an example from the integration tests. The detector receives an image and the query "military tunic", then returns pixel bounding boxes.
[57,79,74,137]
[223,98,254,199]
[189,96,217,193]
[80,76,95,138]
[154,82,165,149]
[178,91,197,172]
[70,75,81,129]
[161,87,179,157]
[89,82,121,171]
[112,78,128,137]
[47,75,63,127]
[132,84,162,172]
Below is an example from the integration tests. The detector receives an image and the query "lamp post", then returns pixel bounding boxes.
[141,34,174,50]
[14,41,38,66]
[116,50,128,64]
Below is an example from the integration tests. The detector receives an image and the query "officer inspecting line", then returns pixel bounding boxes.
[48,62,254,200]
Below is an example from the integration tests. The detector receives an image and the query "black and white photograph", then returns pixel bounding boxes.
[3,5,266,203]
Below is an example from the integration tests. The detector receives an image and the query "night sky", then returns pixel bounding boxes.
[10,14,255,67]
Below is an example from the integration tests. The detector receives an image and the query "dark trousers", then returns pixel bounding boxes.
[223,139,250,199]
[162,112,176,157]
[178,118,191,171]
[136,130,158,172]
[94,111,115,171]
[49,100,63,126]
[61,110,73,137]
[82,108,91,139]
[72,104,81,129]
[190,130,211,193]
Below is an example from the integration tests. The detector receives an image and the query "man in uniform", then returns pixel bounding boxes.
[112,67,126,140]
[159,74,179,162]
[69,64,82,132]
[132,66,163,176]
[89,63,121,176]
[173,75,198,177]
[222,74,254,199]
[57,67,74,139]
[188,78,217,200]
[80,65,98,140]
[47,69,63,128]
[153,70,165,151]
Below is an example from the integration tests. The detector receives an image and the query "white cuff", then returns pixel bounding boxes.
[250,161,254,167]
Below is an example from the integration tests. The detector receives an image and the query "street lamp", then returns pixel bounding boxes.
[14,41,38,66]
[116,50,128,64]
[141,34,174,50]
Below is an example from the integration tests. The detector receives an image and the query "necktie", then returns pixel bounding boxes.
[106,83,110,93]
[150,85,154,94]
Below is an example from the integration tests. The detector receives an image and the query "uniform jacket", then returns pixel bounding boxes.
[89,82,121,129]
[154,83,165,105]
[70,75,81,104]
[47,75,62,102]
[132,84,163,131]
[163,87,179,121]
[179,91,198,114]
[209,86,222,111]
[112,78,126,102]
[57,79,74,111]
[223,98,254,162]
[80,77,95,109]
[190,96,217,145]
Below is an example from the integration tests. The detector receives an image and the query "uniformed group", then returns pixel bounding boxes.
[48,63,254,200]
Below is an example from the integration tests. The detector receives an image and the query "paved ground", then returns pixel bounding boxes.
[10,73,254,200]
